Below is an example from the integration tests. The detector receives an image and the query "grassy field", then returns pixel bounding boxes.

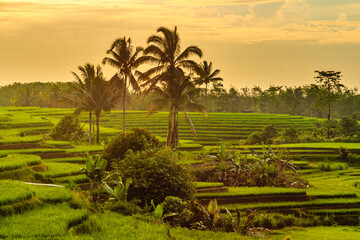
[1,106,360,239]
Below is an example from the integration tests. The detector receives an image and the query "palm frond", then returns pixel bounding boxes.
[176,46,203,61]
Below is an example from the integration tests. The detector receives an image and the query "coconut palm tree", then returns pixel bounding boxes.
[91,74,120,143]
[71,63,99,144]
[147,70,205,147]
[72,64,120,144]
[102,37,143,134]
[194,61,223,109]
[139,26,203,148]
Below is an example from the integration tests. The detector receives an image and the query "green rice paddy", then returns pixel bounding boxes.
[0,106,360,239]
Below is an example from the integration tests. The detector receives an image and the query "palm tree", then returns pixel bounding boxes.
[139,26,203,148]
[91,74,120,143]
[194,61,223,109]
[72,63,99,144]
[72,64,120,144]
[102,37,143,134]
[147,70,205,147]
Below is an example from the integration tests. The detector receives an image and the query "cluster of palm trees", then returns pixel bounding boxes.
[71,26,223,147]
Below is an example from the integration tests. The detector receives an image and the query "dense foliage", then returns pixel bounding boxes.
[102,128,160,169]
[50,115,84,142]
[2,82,359,120]
[115,148,195,205]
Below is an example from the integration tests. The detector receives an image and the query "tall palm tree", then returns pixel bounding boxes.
[91,74,120,143]
[147,70,205,147]
[72,64,120,144]
[72,63,99,144]
[194,61,223,109]
[102,37,143,134]
[139,26,203,148]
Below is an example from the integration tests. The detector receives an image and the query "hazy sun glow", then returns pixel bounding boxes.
[0,0,359,88]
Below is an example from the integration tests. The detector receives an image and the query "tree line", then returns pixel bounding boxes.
[2,77,359,120]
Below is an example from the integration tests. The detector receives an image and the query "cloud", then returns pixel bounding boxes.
[337,13,348,22]
[1,0,360,45]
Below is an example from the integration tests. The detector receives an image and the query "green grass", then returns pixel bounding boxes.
[0,180,34,206]
[222,198,360,211]
[46,156,86,163]
[72,210,253,240]
[65,145,104,153]
[44,162,84,178]
[0,203,88,239]
[0,154,41,172]
[307,208,360,215]
[28,184,72,203]
[55,174,89,184]
[0,148,65,155]
[244,142,360,150]
[196,187,306,199]
[0,135,44,145]
[307,188,357,199]
[273,226,360,240]
[194,182,224,189]
[42,140,72,148]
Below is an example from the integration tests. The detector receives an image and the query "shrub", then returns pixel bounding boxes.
[102,128,160,169]
[339,116,360,136]
[245,132,263,145]
[105,200,142,216]
[339,147,349,161]
[162,196,187,215]
[262,124,278,141]
[317,119,341,138]
[115,148,195,205]
[245,124,278,145]
[347,153,360,164]
[251,213,277,229]
[281,127,298,143]
[50,115,84,142]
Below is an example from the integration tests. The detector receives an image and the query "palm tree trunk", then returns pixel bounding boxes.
[205,83,208,110]
[166,106,178,148]
[327,101,331,139]
[123,75,127,134]
[96,113,100,144]
[89,111,92,144]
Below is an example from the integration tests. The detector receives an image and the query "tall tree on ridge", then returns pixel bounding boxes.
[139,26,203,148]
[314,70,344,138]
[103,37,143,134]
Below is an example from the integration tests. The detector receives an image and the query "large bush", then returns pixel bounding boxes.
[245,124,278,145]
[50,115,84,142]
[339,116,360,136]
[116,148,195,205]
[102,128,160,169]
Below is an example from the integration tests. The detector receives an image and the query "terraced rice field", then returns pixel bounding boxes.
[77,111,318,145]
[1,106,360,239]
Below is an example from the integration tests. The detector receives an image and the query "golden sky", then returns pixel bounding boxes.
[1,0,360,89]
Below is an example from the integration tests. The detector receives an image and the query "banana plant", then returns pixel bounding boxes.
[151,199,164,221]
[81,154,108,202]
[103,177,132,202]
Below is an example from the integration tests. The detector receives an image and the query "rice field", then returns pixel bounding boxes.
[0,106,360,239]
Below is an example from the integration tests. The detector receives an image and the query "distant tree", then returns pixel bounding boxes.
[194,61,223,109]
[314,70,344,138]
[12,84,37,106]
[103,37,143,134]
